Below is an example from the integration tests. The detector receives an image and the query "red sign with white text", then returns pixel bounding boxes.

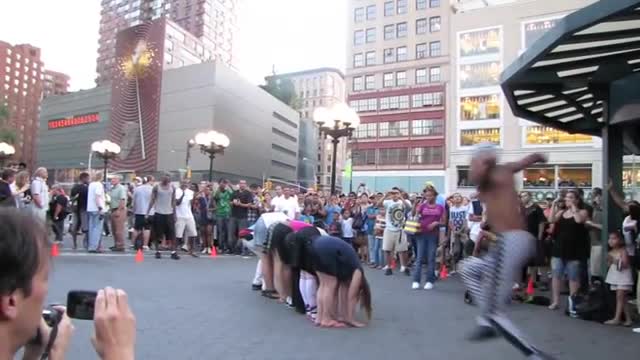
[48,113,100,129]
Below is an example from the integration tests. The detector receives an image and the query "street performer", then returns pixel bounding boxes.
[460,144,554,359]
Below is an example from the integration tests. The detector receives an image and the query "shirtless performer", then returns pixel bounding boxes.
[460,144,553,359]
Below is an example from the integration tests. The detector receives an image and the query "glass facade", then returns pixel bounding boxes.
[460,94,500,121]
[460,128,500,147]
[524,126,592,145]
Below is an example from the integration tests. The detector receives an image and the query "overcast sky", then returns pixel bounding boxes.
[0,0,347,91]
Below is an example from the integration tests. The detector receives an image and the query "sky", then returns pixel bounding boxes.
[0,0,347,91]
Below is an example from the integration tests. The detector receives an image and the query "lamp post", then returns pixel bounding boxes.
[186,139,196,179]
[313,103,360,195]
[0,142,15,168]
[91,140,121,183]
[194,130,230,182]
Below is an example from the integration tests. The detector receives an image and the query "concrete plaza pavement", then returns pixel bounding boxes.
[46,248,638,360]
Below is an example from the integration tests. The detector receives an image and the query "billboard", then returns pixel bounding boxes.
[48,113,99,130]
[458,27,501,58]
[110,19,165,172]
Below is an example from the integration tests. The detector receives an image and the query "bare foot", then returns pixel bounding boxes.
[548,303,558,310]
[345,320,366,328]
[321,320,346,328]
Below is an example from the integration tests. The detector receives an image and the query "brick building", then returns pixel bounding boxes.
[43,70,70,98]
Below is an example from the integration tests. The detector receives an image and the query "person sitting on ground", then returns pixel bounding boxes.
[0,208,137,360]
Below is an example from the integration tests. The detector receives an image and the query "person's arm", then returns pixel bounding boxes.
[96,187,104,213]
[620,249,631,269]
[552,207,565,223]
[505,153,547,173]
[31,181,43,208]
[175,189,186,206]
[171,187,177,214]
[92,287,136,360]
[146,187,157,216]
[54,201,63,221]
[376,194,388,208]
[570,206,587,224]
[607,180,629,212]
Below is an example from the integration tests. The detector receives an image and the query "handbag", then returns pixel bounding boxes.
[352,207,365,230]
[403,215,421,235]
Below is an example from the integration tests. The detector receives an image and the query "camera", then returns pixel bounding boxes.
[67,290,98,320]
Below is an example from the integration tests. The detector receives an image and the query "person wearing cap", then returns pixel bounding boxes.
[377,189,412,276]
[459,143,551,358]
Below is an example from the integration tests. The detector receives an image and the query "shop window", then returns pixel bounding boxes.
[457,166,477,188]
[524,126,592,145]
[558,166,592,188]
[460,94,501,121]
[460,128,500,147]
[523,167,555,188]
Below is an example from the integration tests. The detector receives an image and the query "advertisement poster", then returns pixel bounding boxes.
[459,27,501,58]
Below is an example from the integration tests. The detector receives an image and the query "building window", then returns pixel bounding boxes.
[353,149,377,166]
[353,76,364,91]
[365,74,375,90]
[416,43,427,59]
[416,68,428,84]
[354,30,365,45]
[457,166,477,188]
[412,119,443,136]
[383,72,394,88]
[460,128,500,147]
[379,148,409,165]
[524,126,592,145]
[413,92,443,107]
[399,95,410,108]
[384,1,394,16]
[460,94,501,121]
[384,48,395,63]
[353,53,364,68]
[522,166,555,188]
[366,5,376,20]
[365,51,376,66]
[354,7,365,22]
[430,41,441,57]
[396,46,407,61]
[380,119,410,136]
[397,0,407,14]
[430,0,440,7]
[411,146,444,165]
[384,25,395,40]
[430,16,441,32]
[396,22,408,38]
[416,18,428,34]
[396,71,407,86]
[417,0,427,10]
[429,67,441,82]
[355,123,377,139]
[558,166,593,188]
[366,28,376,43]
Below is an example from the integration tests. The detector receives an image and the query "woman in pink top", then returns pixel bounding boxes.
[411,187,446,290]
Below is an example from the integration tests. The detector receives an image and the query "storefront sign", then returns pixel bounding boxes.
[523,18,560,49]
[48,113,99,129]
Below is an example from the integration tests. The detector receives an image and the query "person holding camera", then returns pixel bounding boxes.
[0,208,137,360]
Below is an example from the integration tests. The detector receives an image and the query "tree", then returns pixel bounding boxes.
[260,77,300,109]
[0,103,16,144]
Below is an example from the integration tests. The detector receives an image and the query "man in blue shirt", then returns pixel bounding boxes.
[324,194,342,225]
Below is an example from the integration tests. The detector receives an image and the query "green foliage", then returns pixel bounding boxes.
[260,77,300,109]
[0,103,16,144]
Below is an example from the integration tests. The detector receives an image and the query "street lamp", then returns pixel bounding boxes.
[0,142,15,168]
[313,103,360,195]
[194,130,230,182]
[186,139,196,179]
[91,140,121,182]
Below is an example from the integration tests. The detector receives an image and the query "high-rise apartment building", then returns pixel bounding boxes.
[446,0,620,198]
[265,68,347,192]
[43,70,70,98]
[96,0,237,85]
[0,41,44,169]
[346,0,450,193]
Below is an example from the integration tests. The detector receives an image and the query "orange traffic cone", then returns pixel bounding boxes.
[210,246,217,258]
[135,249,144,263]
[439,264,448,280]
[51,242,59,257]
[526,276,535,296]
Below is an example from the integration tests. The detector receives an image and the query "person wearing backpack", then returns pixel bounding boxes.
[50,185,70,244]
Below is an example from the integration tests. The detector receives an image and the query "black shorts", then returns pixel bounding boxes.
[311,235,361,282]
[153,214,175,241]
[134,214,151,231]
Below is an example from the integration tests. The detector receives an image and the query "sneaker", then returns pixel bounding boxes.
[382,265,389,271]
[142,246,150,251]
[403,267,411,276]
[251,283,262,291]
[155,251,162,259]
[633,328,640,333]
[466,325,498,342]
[424,282,434,290]
[170,252,180,260]
[181,245,189,252]
[384,268,392,276]
[411,282,420,290]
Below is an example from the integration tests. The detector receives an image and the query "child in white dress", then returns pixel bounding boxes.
[605,231,634,326]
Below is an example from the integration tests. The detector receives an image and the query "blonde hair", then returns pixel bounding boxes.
[15,171,30,188]
[33,167,47,178]
[93,172,104,182]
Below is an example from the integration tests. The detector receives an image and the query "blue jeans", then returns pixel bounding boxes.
[412,232,439,283]
[367,234,376,264]
[372,236,383,266]
[87,211,104,251]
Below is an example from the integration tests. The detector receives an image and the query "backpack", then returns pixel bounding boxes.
[352,207,365,231]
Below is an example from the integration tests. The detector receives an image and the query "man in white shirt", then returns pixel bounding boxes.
[272,187,299,220]
[176,180,198,257]
[87,172,106,252]
[30,167,49,223]
[131,176,154,250]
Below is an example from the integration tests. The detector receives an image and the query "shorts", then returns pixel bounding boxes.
[153,214,175,241]
[176,217,198,238]
[551,257,581,281]
[134,214,151,231]
[72,210,88,233]
[382,229,408,253]
[609,284,632,291]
